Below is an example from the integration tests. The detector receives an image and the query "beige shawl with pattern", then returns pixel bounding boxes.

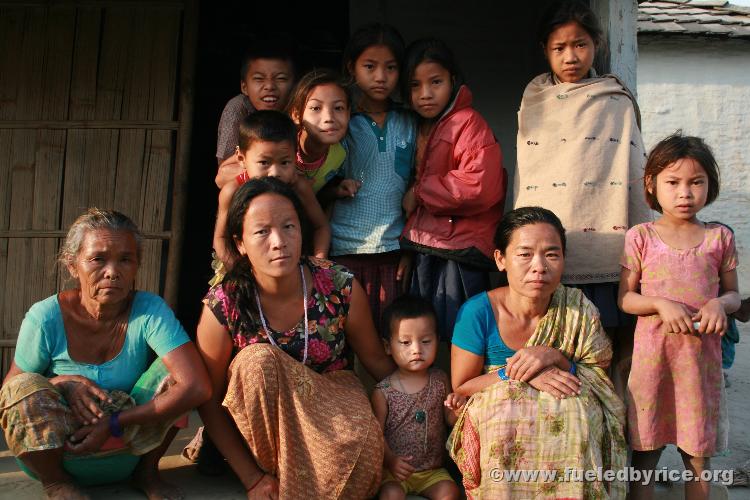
[514,73,652,284]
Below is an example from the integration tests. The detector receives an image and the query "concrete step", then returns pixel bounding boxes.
[654,480,730,499]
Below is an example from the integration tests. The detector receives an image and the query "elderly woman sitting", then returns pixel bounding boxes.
[0,209,211,499]
[448,207,627,499]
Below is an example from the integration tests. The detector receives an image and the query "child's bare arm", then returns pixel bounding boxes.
[293,177,331,259]
[619,266,695,334]
[334,179,361,198]
[396,252,412,293]
[213,183,238,264]
[439,370,466,426]
[215,152,244,189]
[372,387,415,481]
[694,268,740,335]
[371,387,388,432]
[444,392,467,426]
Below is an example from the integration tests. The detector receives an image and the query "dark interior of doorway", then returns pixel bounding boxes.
[177,0,350,333]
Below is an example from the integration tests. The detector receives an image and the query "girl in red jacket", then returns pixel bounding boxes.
[401,38,507,340]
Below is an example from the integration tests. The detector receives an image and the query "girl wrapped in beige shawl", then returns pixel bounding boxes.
[514,71,650,286]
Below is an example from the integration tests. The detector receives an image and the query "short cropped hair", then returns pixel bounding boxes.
[237,110,297,153]
[381,295,437,340]
[239,37,295,81]
[643,131,720,212]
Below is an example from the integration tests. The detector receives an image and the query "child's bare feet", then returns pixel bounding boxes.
[132,467,184,500]
[733,297,750,323]
[43,482,90,500]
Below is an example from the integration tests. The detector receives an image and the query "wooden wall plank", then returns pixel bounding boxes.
[96,6,130,120]
[62,129,119,227]
[41,6,76,120]
[2,130,36,339]
[148,7,180,121]
[140,130,174,238]
[62,6,103,229]
[15,8,48,119]
[68,7,101,121]
[0,130,12,230]
[0,130,11,342]
[139,130,175,296]
[113,130,146,218]
[2,347,15,384]
[0,8,25,121]
[120,6,151,122]
[136,239,162,294]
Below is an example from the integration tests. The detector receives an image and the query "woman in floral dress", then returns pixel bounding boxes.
[196,177,395,499]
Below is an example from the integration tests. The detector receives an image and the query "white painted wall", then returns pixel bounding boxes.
[637,36,750,291]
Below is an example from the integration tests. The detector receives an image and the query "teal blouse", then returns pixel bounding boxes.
[14,291,189,392]
[451,292,517,366]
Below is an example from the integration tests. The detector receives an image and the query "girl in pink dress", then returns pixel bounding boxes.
[618,132,740,499]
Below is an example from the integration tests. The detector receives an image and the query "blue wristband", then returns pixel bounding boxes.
[568,360,577,376]
[109,411,124,438]
[497,367,509,381]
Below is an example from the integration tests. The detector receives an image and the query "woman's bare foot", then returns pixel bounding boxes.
[132,467,184,500]
[43,482,90,500]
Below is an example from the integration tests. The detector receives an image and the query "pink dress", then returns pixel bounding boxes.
[621,222,737,457]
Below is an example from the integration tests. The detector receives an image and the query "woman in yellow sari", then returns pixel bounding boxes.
[448,206,627,499]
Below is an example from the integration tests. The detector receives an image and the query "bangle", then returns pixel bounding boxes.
[568,360,577,376]
[497,367,509,381]
[246,473,265,493]
[109,411,124,438]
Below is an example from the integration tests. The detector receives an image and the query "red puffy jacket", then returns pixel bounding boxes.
[402,85,506,262]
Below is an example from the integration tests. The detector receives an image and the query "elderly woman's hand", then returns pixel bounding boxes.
[50,375,112,425]
[505,345,566,382]
[65,419,111,455]
[527,366,581,399]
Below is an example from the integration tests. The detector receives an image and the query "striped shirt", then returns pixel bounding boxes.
[330,109,416,255]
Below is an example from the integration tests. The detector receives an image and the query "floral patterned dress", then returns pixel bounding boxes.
[622,222,737,457]
[204,256,353,373]
[203,257,384,498]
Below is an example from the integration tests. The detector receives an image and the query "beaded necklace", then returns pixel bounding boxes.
[394,371,432,455]
[253,264,309,365]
